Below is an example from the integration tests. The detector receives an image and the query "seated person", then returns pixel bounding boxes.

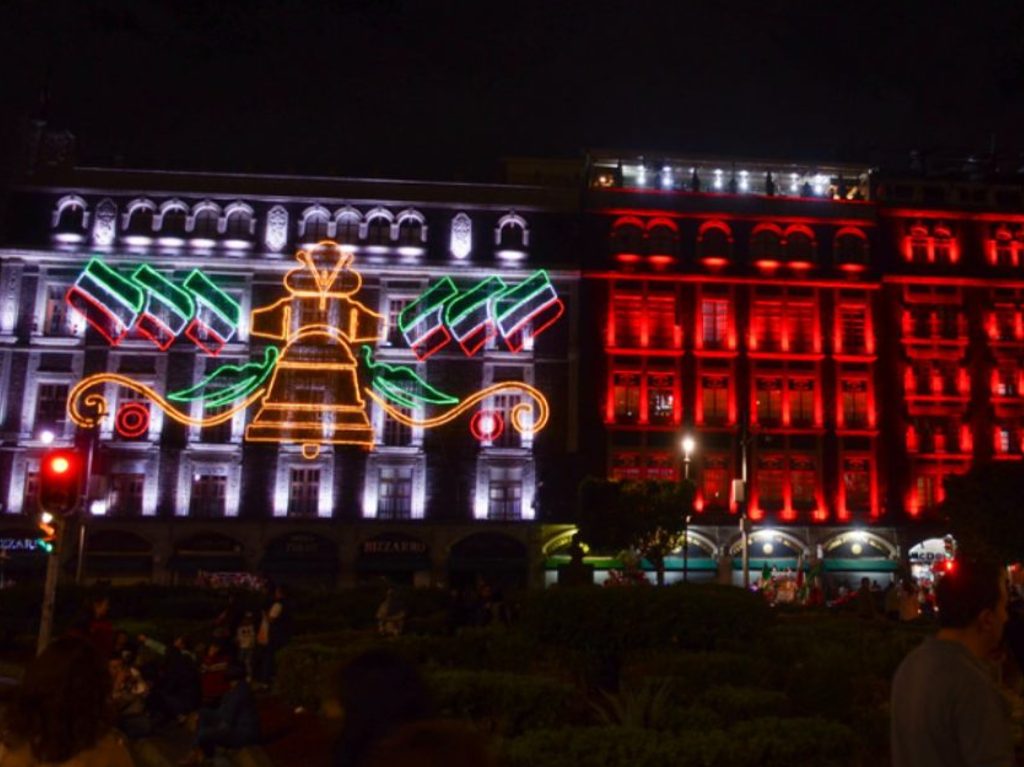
[180,662,260,766]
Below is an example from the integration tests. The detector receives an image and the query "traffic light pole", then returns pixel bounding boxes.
[36,516,64,656]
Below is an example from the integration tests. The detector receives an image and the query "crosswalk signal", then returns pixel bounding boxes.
[36,511,57,554]
[39,450,82,516]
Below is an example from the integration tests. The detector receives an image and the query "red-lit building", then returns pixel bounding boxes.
[568,151,1024,584]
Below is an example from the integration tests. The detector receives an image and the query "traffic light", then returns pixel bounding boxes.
[39,449,82,516]
[36,511,56,554]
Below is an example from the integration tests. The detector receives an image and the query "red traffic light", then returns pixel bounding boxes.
[39,450,82,515]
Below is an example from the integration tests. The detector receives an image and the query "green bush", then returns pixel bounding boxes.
[699,685,789,721]
[500,726,730,767]
[723,717,857,767]
[430,670,580,736]
[622,650,767,698]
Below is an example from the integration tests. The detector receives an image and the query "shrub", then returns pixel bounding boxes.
[621,650,766,698]
[500,726,730,767]
[699,685,789,721]
[723,717,857,767]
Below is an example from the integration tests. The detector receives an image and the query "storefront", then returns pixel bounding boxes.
[260,532,338,585]
[908,536,956,589]
[357,533,432,587]
[0,528,48,586]
[448,532,528,590]
[81,529,154,582]
[169,532,246,582]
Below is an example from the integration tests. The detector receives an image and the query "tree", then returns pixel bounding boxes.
[941,462,1024,563]
[576,477,695,586]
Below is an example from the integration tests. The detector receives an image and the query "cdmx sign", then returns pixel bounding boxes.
[67,241,563,459]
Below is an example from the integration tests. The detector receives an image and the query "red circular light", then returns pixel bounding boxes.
[50,456,70,474]
[116,402,150,439]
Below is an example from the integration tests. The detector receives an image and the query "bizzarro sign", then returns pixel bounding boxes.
[66,242,563,459]
[0,538,43,553]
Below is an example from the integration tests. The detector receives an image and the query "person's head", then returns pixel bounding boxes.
[330,650,433,763]
[935,559,1009,650]
[91,595,109,619]
[860,577,870,589]
[1,637,113,763]
[363,720,495,767]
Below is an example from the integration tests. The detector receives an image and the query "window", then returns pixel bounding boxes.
[385,297,412,346]
[224,210,252,237]
[23,472,39,515]
[702,456,730,509]
[336,215,360,244]
[125,207,154,235]
[378,466,413,519]
[842,458,871,512]
[493,393,522,447]
[751,229,782,261]
[755,378,783,425]
[190,475,226,518]
[612,295,643,347]
[835,233,868,264]
[996,365,1018,397]
[838,304,867,353]
[993,232,1016,267]
[997,427,1013,454]
[303,213,330,242]
[646,453,676,481]
[787,303,815,352]
[701,375,729,425]
[288,468,320,517]
[398,218,423,246]
[840,380,869,428]
[56,203,85,230]
[36,383,69,431]
[790,456,817,508]
[613,373,641,423]
[933,234,953,263]
[698,225,730,261]
[383,408,413,447]
[993,305,1018,341]
[647,225,676,256]
[498,221,526,250]
[647,297,677,348]
[109,473,144,516]
[193,209,219,237]
[701,298,729,348]
[44,286,73,336]
[788,379,815,427]
[611,223,644,255]
[488,467,522,520]
[367,216,391,245]
[756,456,785,510]
[785,231,815,263]
[200,405,233,443]
[161,207,187,235]
[647,373,675,424]
[915,474,938,511]
[751,301,783,350]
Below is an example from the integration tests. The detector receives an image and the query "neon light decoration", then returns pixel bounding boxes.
[67,242,556,459]
[65,257,241,353]
[399,270,565,359]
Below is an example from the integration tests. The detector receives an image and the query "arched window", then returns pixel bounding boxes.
[750,226,783,261]
[53,196,87,230]
[366,215,393,245]
[610,218,644,255]
[647,224,677,256]
[224,203,254,237]
[159,201,188,235]
[123,200,156,235]
[835,229,868,265]
[192,207,220,237]
[397,210,426,246]
[697,222,732,262]
[785,229,815,263]
[300,206,331,241]
[335,212,360,244]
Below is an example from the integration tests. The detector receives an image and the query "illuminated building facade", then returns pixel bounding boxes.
[564,151,1024,583]
[0,155,579,586]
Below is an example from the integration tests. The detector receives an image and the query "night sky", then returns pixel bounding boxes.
[2,0,1023,184]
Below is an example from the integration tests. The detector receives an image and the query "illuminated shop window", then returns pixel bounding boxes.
[190,475,226,518]
[612,372,641,423]
[288,468,320,518]
[701,298,729,348]
[842,458,871,513]
[109,473,144,517]
[701,375,730,425]
[701,456,730,509]
[647,373,675,425]
[378,466,413,519]
[611,452,642,481]
[646,453,677,481]
[488,466,522,520]
[35,383,69,432]
[755,377,783,425]
[788,379,815,427]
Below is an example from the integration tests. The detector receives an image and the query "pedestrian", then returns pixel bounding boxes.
[855,576,877,619]
[329,650,433,767]
[87,594,115,661]
[884,579,901,620]
[253,584,291,689]
[0,636,134,766]
[899,579,921,622]
[235,612,256,680]
[139,634,202,724]
[179,662,260,766]
[109,651,151,740]
[376,588,406,638]
[890,558,1013,767]
[199,639,231,707]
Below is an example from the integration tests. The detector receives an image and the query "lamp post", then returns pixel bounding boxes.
[681,434,696,583]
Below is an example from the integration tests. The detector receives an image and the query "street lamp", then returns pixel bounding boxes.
[680,434,696,583]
